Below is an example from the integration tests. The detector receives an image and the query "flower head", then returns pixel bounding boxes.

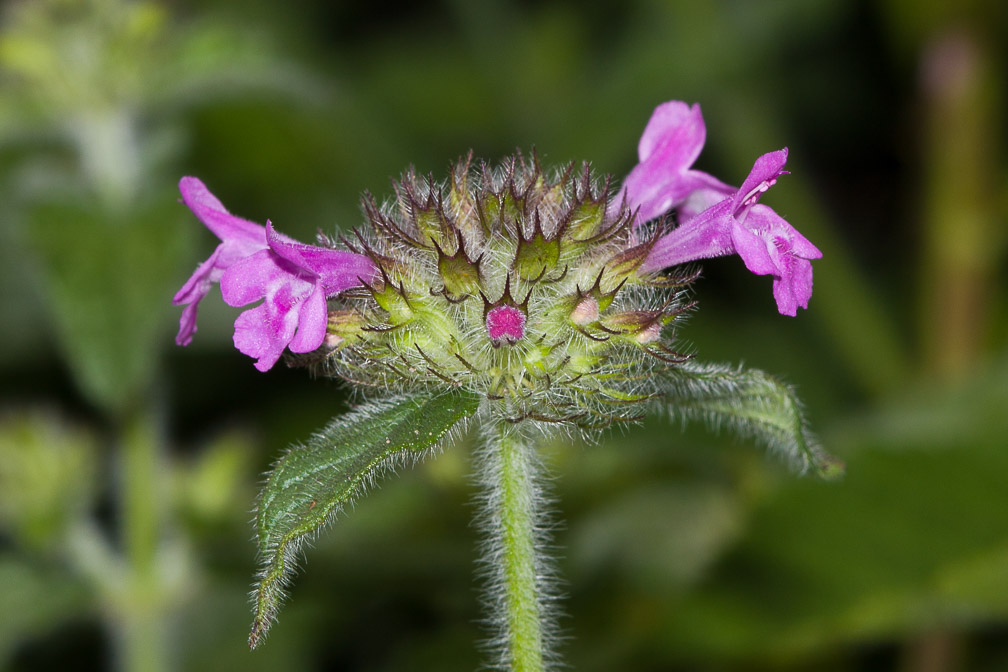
[299,155,694,427]
[639,149,822,315]
[172,177,268,346]
[174,100,821,387]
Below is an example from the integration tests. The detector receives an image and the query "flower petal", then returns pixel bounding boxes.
[772,256,814,316]
[175,302,201,347]
[677,172,737,222]
[741,206,819,315]
[179,177,266,253]
[788,226,823,260]
[730,221,777,276]
[639,199,735,273]
[232,300,299,372]
[220,249,304,308]
[745,204,821,264]
[637,101,705,167]
[265,223,378,295]
[172,246,225,346]
[734,149,788,210]
[220,244,331,369]
[173,246,223,306]
[288,286,328,353]
[231,268,320,372]
[619,101,733,225]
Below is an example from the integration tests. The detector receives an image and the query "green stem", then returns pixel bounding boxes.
[116,408,169,672]
[483,423,547,671]
[917,27,1001,379]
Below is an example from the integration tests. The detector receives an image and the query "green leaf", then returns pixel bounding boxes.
[656,437,1008,662]
[249,390,481,648]
[27,196,191,415]
[654,361,840,478]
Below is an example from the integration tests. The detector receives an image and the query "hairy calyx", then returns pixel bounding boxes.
[318,153,693,428]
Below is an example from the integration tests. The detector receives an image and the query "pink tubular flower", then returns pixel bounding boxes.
[616,101,733,224]
[221,223,379,372]
[639,149,822,316]
[172,177,268,346]
[173,177,379,371]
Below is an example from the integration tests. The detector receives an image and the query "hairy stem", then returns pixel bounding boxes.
[479,422,549,671]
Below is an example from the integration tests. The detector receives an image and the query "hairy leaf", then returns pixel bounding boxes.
[655,361,841,478]
[249,390,481,648]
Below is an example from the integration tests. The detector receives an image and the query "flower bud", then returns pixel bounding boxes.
[600,310,667,344]
[569,296,599,326]
[325,309,365,349]
[486,305,526,346]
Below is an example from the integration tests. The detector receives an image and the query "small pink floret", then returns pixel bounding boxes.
[486,305,526,344]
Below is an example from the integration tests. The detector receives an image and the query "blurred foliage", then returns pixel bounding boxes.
[0,411,96,552]
[0,0,1006,671]
[26,198,188,413]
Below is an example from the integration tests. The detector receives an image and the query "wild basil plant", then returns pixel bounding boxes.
[173,100,837,670]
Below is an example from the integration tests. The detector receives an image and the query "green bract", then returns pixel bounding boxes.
[315,153,693,428]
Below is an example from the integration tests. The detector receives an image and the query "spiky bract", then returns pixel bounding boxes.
[317,152,694,429]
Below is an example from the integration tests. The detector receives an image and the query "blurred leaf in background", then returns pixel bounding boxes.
[0,0,316,413]
[0,0,1006,670]
[0,1,331,671]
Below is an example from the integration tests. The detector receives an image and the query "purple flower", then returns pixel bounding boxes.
[616,101,733,224]
[173,177,379,371]
[172,177,268,346]
[221,223,379,372]
[486,304,526,345]
[639,149,822,316]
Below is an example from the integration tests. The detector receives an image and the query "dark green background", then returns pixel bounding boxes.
[1,0,1006,670]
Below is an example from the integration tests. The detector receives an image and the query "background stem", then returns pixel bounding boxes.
[917,26,1001,380]
[116,407,169,672]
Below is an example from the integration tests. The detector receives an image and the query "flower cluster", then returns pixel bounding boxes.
[174,100,820,390]
[174,101,832,661]
[317,155,693,426]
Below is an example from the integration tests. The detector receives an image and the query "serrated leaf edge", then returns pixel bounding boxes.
[653,360,840,478]
[248,391,480,648]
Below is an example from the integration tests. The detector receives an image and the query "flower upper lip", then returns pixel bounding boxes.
[615,102,735,225]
